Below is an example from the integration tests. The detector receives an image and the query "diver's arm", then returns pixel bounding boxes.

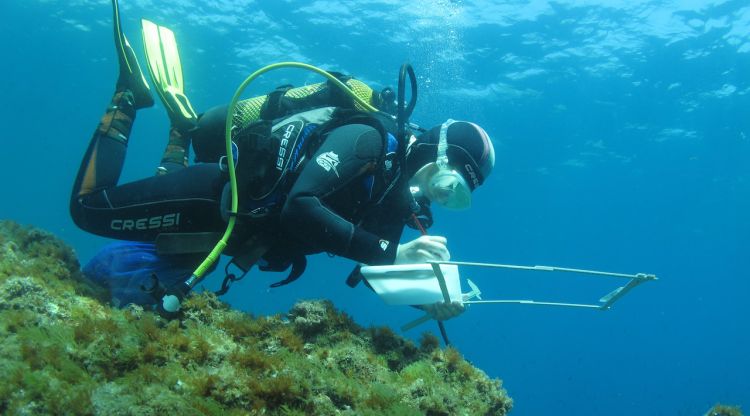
[280,124,397,265]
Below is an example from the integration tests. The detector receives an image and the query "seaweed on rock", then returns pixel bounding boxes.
[705,404,744,416]
[0,220,512,415]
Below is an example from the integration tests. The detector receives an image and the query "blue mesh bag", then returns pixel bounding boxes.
[83,242,197,307]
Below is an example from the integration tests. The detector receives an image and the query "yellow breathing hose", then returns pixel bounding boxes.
[186,62,381,287]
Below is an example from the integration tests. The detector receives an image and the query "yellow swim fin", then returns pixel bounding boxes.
[141,19,198,131]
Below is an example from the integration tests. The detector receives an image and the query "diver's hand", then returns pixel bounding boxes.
[395,235,450,264]
[421,301,465,321]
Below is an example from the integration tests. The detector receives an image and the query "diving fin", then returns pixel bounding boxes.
[141,19,198,132]
[113,0,153,109]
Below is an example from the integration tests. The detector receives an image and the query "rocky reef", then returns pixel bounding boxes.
[0,220,512,415]
[705,404,744,416]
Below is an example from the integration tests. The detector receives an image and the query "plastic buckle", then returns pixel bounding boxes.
[219,141,240,172]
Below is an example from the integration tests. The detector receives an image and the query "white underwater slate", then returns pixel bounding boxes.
[361,263,462,305]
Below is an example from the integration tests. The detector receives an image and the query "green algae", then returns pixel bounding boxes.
[0,220,512,415]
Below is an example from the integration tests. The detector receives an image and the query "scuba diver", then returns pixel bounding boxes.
[72,0,495,322]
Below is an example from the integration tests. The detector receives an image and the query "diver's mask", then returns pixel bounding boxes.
[409,119,473,210]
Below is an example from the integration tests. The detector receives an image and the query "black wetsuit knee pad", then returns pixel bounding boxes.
[192,105,228,163]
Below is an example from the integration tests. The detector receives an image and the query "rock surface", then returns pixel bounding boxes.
[0,220,513,415]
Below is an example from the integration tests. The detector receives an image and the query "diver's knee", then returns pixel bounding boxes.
[192,105,228,163]
[69,197,91,233]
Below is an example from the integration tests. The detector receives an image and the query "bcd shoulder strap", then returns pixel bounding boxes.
[259,85,293,120]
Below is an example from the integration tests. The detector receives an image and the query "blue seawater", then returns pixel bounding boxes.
[1,1,747,415]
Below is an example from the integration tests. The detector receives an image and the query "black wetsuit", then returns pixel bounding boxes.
[70,91,412,267]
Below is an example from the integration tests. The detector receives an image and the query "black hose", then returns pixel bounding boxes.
[404,66,417,118]
[397,63,418,171]
[397,66,407,146]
